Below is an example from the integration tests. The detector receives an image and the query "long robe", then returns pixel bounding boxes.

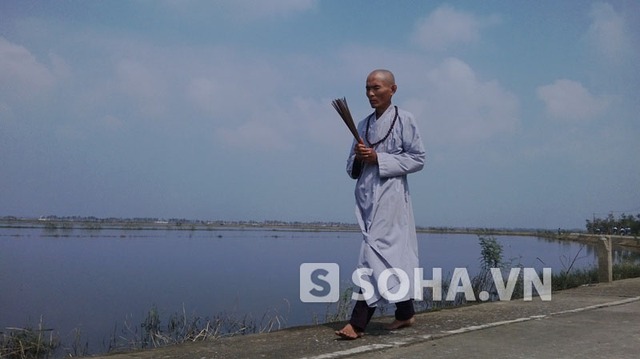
[346,104,426,306]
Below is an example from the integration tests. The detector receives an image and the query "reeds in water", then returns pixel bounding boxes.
[0,317,59,359]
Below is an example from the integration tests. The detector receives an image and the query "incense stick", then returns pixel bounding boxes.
[331,97,361,142]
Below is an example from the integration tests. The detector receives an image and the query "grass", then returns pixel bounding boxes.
[320,285,355,324]
[614,260,640,279]
[102,304,287,354]
[1,305,288,358]
[0,317,59,359]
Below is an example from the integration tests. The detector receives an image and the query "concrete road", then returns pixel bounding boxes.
[90,277,640,359]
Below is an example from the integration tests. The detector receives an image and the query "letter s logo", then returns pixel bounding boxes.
[300,263,339,303]
[310,268,331,297]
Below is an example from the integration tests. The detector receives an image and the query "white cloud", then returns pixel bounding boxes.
[215,118,292,152]
[0,36,55,99]
[412,5,499,51]
[181,47,286,119]
[587,2,634,64]
[292,96,349,147]
[537,79,609,121]
[212,96,349,153]
[49,52,72,80]
[407,58,519,145]
[115,59,169,117]
[187,77,223,116]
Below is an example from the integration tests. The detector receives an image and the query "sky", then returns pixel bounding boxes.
[1,0,639,230]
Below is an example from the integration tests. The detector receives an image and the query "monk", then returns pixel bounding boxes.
[336,69,426,339]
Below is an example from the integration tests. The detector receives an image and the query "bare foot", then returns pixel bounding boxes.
[385,316,415,330]
[335,324,363,340]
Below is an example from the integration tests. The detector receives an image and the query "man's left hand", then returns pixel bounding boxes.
[355,142,378,164]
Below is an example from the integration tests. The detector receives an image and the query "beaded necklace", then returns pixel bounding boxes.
[366,105,398,147]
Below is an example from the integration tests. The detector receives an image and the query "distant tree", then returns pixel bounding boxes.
[586,213,639,235]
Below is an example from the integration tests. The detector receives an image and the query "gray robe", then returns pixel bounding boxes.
[346,104,426,306]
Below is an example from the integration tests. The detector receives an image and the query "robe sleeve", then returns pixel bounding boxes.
[346,139,364,179]
[377,114,426,178]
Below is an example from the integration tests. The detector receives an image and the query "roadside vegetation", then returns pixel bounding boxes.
[1,305,287,358]
[586,212,640,235]
[0,318,59,359]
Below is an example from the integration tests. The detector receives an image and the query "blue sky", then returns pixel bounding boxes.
[1,0,638,229]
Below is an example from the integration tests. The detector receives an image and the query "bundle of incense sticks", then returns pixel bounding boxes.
[331,97,361,142]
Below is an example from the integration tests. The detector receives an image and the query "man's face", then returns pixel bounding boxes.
[366,74,396,112]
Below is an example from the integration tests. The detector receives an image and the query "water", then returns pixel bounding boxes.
[0,227,605,354]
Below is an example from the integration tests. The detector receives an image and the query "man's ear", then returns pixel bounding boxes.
[391,84,397,94]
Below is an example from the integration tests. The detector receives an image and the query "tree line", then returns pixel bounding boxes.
[586,213,639,235]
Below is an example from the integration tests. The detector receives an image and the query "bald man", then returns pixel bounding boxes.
[336,69,426,339]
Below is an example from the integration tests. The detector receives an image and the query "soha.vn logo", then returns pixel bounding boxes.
[300,263,551,303]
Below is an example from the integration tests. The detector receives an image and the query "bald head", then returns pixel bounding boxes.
[367,69,396,86]
[366,69,397,116]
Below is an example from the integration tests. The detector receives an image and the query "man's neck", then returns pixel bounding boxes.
[375,103,392,118]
